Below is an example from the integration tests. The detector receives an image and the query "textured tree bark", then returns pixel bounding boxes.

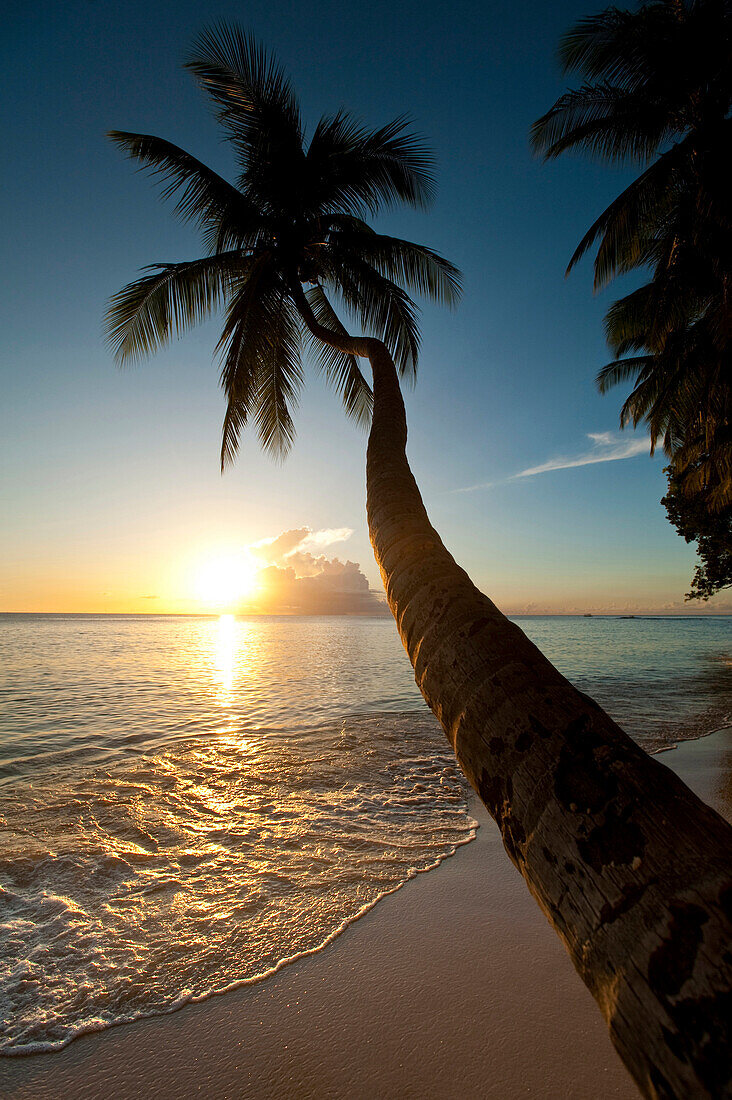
[294,290,732,1100]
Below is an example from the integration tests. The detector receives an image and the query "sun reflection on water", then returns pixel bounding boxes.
[214,614,238,705]
[208,616,265,754]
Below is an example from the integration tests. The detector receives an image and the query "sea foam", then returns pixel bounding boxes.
[0,713,476,1053]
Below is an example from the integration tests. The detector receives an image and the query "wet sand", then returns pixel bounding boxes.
[3,728,731,1100]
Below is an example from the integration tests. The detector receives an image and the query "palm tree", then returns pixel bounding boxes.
[108,37,461,462]
[530,0,732,290]
[109,25,732,1098]
[530,0,732,512]
[599,298,732,508]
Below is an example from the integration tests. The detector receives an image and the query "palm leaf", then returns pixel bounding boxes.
[530,83,674,163]
[326,218,461,306]
[604,277,707,356]
[217,257,275,467]
[186,24,302,141]
[596,355,653,394]
[106,253,242,364]
[328,259,421,379]
[565,142,685,286]
[220,398,253,471]
[557,5,671,87]
[306,111,435,215]
[186,24,305,215]
[215,256,303,460]
[252,292,303,457]
[108,131,262,246]
[304,285,372,426]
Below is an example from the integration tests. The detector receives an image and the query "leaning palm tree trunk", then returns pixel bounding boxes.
[295,290,732,1100]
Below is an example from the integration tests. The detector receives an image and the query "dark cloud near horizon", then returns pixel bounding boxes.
[253,561,385,614]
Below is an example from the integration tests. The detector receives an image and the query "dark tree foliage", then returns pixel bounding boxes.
[532,0,732,519]
[662,469,732,599]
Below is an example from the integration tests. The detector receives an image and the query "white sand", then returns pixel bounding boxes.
[3,728,730,1100]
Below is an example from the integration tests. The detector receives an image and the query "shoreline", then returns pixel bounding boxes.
[2,820,480,1060]
[651,720,732,754]
[4,726,731,1099]
[4,725,726,1058]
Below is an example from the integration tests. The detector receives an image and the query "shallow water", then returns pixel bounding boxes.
[514,614,731,751]
[0,613,729,1053]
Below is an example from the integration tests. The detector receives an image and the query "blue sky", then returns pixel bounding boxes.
[2,0,726,613]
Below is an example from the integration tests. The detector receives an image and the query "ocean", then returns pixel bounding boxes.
[0,613,729,1054]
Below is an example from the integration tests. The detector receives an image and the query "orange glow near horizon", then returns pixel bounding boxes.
[2,532,731,617]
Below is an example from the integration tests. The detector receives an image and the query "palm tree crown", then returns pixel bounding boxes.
[108,25,461,465]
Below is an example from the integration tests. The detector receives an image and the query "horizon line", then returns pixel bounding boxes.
[2,610,730,618]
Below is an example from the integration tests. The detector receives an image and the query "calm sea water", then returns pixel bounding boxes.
[0,613,729,1053]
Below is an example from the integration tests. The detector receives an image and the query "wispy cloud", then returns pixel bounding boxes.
[516,432,650,478]
[453,479,497,494]
[454,432,650,494]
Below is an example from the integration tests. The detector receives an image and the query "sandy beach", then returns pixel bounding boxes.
[3,728,730,1100]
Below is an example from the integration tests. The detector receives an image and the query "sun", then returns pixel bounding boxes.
[193,551,260,612]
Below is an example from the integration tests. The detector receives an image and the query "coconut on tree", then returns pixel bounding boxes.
[109,25,732,1098]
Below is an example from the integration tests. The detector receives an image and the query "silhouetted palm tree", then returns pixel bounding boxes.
[531,0,732,506]
[110,26,732,1098]
[599,299,732,506]
[108,27,459,464]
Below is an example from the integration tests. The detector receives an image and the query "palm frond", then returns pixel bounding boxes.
[106,253,241,364]
[604,277,707,355]
[215,257,303,460]
[186,24,301,135]
[530,83,674,163]
[253,292,303,457]
[326,220,461,306]
[186,24,304,213]
[107,131,262,242]
[217,257,274,467]
[304,285,372,427]
[558,5,671,87]
[306,111,436,215]
[220,399,253,470]
[596,355,653,393]
[328,259,421,380]
[565,142,685,286]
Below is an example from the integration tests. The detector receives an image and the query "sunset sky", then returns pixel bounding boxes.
[2,0,729,615]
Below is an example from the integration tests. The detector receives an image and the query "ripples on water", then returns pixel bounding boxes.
[0,613,729,1052]
[0,714,471,1053]
[515,615,731,752]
